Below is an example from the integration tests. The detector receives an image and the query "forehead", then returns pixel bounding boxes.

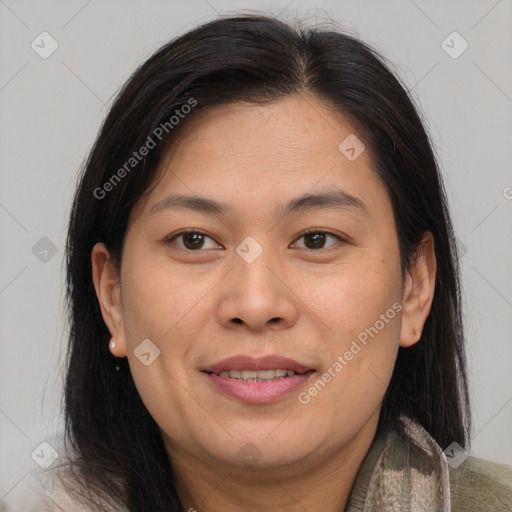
[166,93,366,168]
[133,93,389,221]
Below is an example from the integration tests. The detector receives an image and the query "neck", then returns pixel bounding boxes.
[166,414,380,512]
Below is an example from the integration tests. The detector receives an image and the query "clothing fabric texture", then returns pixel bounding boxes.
[346,415,512,511]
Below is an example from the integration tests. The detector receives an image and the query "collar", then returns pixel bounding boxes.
[345,415,451,511]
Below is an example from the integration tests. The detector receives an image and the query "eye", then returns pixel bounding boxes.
[165,229,344,252]
[291,230,344,250]
[166,230,221,251]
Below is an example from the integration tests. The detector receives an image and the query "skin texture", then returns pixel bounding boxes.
[91,92,437,511]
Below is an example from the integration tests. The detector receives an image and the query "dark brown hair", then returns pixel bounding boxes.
[63,13,470,511]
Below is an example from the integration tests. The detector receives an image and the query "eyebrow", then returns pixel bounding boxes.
[149,188,368,218]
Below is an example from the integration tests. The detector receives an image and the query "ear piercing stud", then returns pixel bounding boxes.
[109,340,116,351]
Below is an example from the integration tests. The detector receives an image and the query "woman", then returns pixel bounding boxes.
[39,13,511,511]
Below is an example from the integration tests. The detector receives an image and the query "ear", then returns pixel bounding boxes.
[91,242,127,357]
[399,231,437,348]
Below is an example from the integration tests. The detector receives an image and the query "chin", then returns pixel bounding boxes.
[205,429,318,469]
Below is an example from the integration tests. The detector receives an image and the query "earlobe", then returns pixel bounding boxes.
[399,232,437,348]
[91,242,127,357]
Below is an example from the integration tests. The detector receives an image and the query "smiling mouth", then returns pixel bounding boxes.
[204,369,314,382]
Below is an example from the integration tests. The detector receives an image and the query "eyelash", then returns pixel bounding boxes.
[165,228,345,252]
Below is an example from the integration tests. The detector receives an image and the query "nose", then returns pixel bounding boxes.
[216,248,299,334]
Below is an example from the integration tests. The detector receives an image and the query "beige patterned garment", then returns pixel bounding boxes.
[346,415,512,512]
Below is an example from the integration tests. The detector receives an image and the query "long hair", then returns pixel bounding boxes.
[63,13,471,511]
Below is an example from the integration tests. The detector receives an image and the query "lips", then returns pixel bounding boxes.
[202,355,316,404]
[202,355,314,375]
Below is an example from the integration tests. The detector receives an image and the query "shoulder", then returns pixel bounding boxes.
[449,455,512,511]
[0,468,78,512]
[39,477,91,512]
[395,415,512,511]
[13,464,126,512]
[10,466,94,512]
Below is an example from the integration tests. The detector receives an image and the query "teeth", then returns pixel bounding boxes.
[218,369,293,381]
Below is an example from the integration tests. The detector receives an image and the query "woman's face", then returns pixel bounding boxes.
[93,93,433,474]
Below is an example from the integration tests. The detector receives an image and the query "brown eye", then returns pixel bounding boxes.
[167,231,219,251]
[182,233,206,250]
[293,231,342,250]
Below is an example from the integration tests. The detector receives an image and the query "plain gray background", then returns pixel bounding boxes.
[1,0,511,508]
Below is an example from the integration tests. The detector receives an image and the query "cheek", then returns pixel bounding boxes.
[298,251,403,399]
[300,297,401,437]
[119,257,206,435]
[298,255,401,339]
[120,253,209,342]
